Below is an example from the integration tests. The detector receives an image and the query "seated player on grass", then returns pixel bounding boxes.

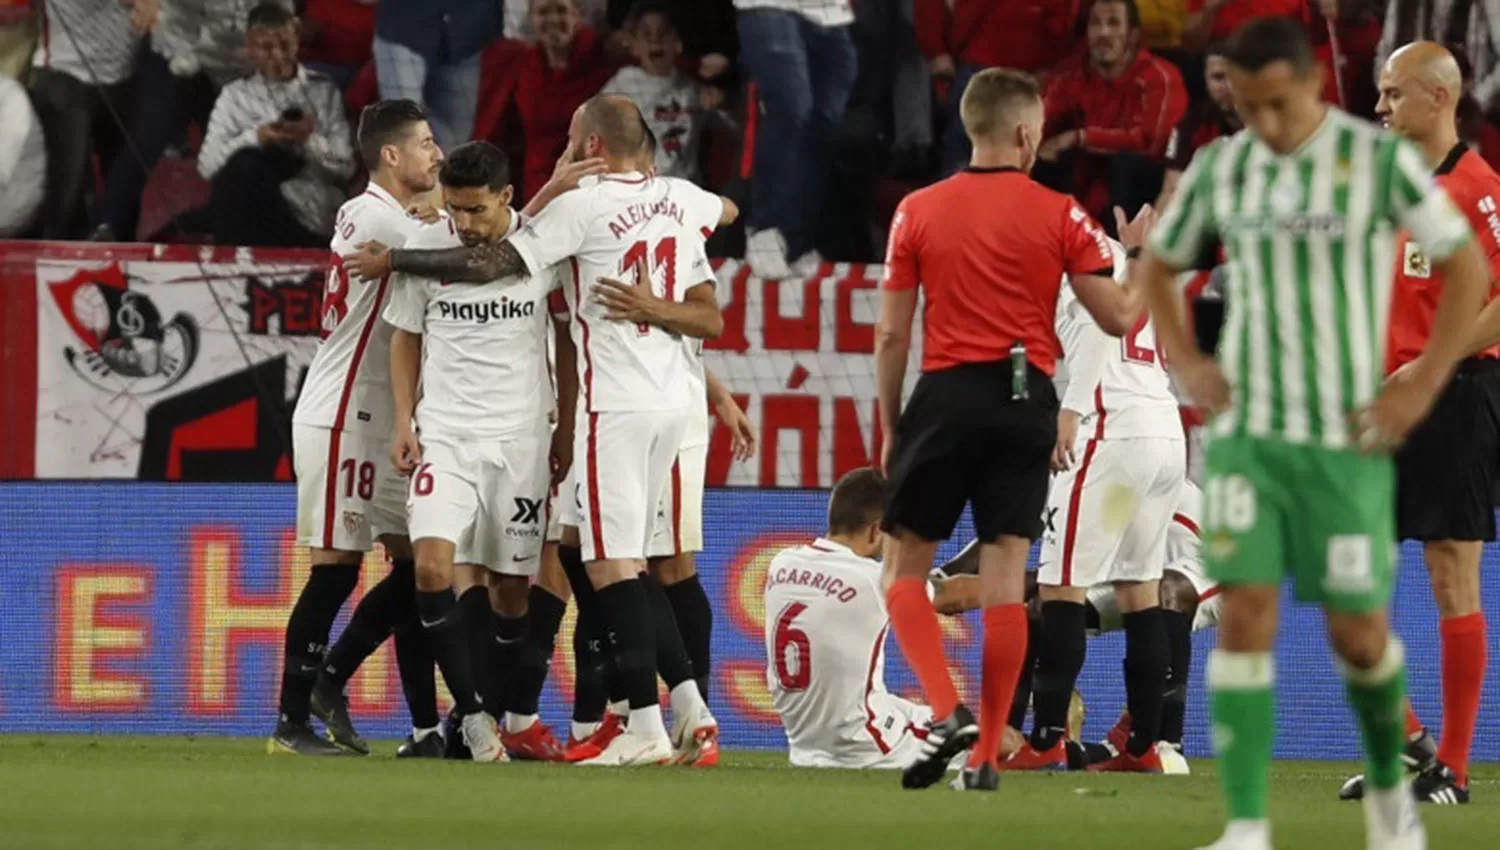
[763,468,1011,769]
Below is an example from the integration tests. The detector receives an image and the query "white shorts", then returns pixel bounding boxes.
[1038,437,1187,588]
[574,408,689,562]
[294,424,407,552]
[1086,559,1222,634]
[406,433,549,576]
[648,441,707,558]
[787,693,933,770]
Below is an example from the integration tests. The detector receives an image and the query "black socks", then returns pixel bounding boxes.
[662,574,713,700]
[1030,600,1087,751]
[417,589,481,716]
[512,586,565,717]
[1122,607,1170,757]
[642,572,695,691]
[322,559,416,687]
[278,563,359,725]
[594,579,658,710]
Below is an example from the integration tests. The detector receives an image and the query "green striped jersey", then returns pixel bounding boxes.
[1150,108,1473,449]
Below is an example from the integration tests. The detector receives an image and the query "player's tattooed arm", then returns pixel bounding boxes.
[386,240,530,283]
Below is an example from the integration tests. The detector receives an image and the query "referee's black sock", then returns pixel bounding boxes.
[663,573,713,701]
[1161,608,1194,747]
[1009,612,1043,731]
[1030,600,1087,751]
[595,578,659,712]
[417,589,482,716]
[323,559,415,687]
[278,563,359,725]
[512,586,565,718]
[642,572,696,691]
[1122,606,1170,757]
[393,613,439,730]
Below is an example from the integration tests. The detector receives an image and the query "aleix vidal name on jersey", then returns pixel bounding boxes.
[437,298,536,323]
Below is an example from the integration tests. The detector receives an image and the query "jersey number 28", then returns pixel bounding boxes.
[620,238,677,337]
[773,602,812,691]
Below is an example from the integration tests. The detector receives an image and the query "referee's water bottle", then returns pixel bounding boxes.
[1010,341,1028,401]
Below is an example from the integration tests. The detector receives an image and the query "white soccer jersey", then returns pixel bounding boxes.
[382,214,565,441]
[1054,239,1183,441]
[293,184,421,435]
[764,539,927,769]
[507,172,723,413]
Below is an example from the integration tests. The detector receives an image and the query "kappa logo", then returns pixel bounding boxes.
[511,497,543,524]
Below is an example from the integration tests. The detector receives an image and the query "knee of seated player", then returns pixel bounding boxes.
[537,545,573,602]
[649,552,697,585]
[1216,585,1279,653]
[1158,571,1199,618]
[1326,609,1392,670]
[1423,540,1483,618]
[379,534,414,562]
[413,539,456,590]
[586,557,642,589]
[489,575,529,617]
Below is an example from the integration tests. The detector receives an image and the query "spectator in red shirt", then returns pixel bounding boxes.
[916,0,1083,175]
[1039,0,1188,229]
[875,68,1143,788]
[1183,0,1306,50]
[512,0,621,200]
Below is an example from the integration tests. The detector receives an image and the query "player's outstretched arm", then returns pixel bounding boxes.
[706,368,756,461]
[387,239,531,283]
[594,265,725,339]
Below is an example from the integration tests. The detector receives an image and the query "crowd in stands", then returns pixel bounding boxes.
[1,0,1499,273]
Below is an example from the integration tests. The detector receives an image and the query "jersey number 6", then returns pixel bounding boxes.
[773,602,812,692]
[620,237,678,337]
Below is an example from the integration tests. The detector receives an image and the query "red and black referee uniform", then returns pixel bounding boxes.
[878,162,1115,775]
[882,167,1116,543]
[1386,142,1500,789]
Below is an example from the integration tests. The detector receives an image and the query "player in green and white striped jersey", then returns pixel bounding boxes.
[1134,18,1491,850]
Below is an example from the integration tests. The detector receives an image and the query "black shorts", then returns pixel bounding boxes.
[883,360,1057,542]
[1395,358,1500,542]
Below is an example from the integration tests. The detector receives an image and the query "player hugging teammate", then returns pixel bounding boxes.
[319,94,744,766]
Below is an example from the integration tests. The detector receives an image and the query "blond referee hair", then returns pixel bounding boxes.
[960,68,1044,146]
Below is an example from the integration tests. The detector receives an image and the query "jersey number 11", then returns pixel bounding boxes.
[621,237,677,337]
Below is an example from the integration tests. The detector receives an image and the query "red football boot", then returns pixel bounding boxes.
[1105,712,1132,756]
[564,713,624,763]
[1000,739,1070,771]
[1090,745,1164,774]
[504,721,565,762]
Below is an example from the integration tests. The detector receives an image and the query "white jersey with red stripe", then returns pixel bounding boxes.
[293,184,421,435]
[764,539,931,769]
[1085,479,1220,632]
[381,214,567,442]
[506,172,722,413]
[1054,239,1182,441]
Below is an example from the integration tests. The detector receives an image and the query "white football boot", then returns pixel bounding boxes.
[577,729,674,767]
[1365,781,1426,850]
[462,712,508,763]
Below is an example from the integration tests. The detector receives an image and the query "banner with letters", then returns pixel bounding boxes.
[2,481,1497,761]
[12,241,917,485]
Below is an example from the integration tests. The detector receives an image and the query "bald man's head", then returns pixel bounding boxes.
[1378,41,1463,144]
[570,95,647,166]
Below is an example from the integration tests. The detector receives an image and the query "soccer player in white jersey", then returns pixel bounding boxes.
[1005,219,1185,775]
[271,100,442,757]
[381,141,574,762]
[345,96,733,766]
[764,468,942,769]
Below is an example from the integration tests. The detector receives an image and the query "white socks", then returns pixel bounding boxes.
[503,712,538,735]
[629,705,669,741]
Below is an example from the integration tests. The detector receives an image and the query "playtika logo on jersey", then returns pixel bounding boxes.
[436,298,536,324]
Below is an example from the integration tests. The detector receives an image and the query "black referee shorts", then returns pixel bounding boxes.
[1396,358,1500,542]
[882,360,1058,543]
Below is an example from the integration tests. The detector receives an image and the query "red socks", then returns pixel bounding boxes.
[1405,702,1424,739]
[978,604,1029,766]
[885,577,958,720]
[1437,612,1487,784]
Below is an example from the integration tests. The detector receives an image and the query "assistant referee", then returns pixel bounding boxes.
[874,68,1145,792]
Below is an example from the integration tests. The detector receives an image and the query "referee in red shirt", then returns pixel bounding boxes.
[1338,41,1500,805]
[875,68,1146,791]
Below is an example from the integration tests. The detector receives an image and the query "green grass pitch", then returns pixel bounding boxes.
[2,736,1496,849]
